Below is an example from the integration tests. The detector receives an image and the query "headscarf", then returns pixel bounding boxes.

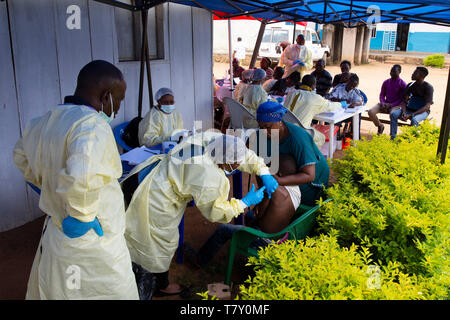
[257,101,287,123]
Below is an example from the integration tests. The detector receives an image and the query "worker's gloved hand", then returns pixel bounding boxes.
[62,216,104,238]
[275,97,284,103]
[340,101,348,109]
[293,59,301,65]
[298,61,305,66]
[260,174,279,199]
[241,184,266,207]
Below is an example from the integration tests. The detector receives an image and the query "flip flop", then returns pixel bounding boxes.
[153,284,187,297]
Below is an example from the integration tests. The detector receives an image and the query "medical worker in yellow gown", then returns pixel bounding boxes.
[283,75,346,148]
[138,88,184,147]
[13,60,138,300]
[123,133,279,295]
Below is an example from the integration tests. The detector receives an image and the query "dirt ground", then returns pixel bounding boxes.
[1,59,447,301]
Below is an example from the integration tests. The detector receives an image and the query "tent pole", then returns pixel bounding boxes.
[292,20,297,43]
[228,18,234,91]
[250,20,266,69]
[144,20,153,109]
[437,67,450,164]
[137,9,149,118]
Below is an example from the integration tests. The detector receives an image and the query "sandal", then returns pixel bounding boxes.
[153,284,186,297]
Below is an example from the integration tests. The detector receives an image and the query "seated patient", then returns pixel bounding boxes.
[138,87,184,147]
[251,154,300,234]
[185,154,301,267]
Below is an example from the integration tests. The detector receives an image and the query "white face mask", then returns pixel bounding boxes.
[224,164,238,176]
[99,93,115,124]
[160,104,176,114]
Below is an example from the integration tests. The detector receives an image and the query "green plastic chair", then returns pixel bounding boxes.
[225,198,332,285]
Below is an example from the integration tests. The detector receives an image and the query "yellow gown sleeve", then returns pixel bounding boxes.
[139,109,184,147]
[187,164,245,224]
[55,119,118,223]
[237,148,270,176]
[139,109,164,147]
[13,138,41,188]
[304,48,313,70]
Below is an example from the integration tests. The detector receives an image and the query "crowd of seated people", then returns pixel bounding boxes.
[214,52,434,142]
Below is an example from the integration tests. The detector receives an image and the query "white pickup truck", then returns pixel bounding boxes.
[259,26,330,64]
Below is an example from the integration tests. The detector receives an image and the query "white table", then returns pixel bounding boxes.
[313,106,368,159]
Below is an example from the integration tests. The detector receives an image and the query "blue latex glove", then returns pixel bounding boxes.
[276,97,284,103]
[340,101,348,109]
[293,59,301,65]
[260,174,279,199]
[62,216,104,238]
[298,62,305,66]
[242,184,266,207]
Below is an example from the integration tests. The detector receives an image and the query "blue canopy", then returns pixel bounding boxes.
[96,0,450,27]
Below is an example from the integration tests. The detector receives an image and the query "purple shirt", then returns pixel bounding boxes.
[379,77,407,107]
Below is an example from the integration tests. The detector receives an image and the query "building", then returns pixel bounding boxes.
[0,1,213,231]
[370,23,450,53]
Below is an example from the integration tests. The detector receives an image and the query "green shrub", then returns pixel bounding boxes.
[239,235,426,300]
[423,54,445,68]
[317,121,449,298]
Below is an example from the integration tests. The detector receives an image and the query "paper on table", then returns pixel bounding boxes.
[317,107,345,118]
[120,146,160,165]
[345,107,362,113]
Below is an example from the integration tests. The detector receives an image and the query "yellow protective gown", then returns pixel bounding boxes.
[13,104,139,300]
[284,89,342,148]
[138,107,184,147]
[123,134,269,273]
[242,84,268,115]
[233,82,248,103]
[280,44,313,79]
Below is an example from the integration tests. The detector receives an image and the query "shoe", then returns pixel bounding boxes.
[377,124,385,135]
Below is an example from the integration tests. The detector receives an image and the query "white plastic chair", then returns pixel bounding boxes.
[222,97,259,130]
[283,109,315,138]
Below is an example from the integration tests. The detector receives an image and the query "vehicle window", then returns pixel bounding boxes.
[311,32,320,44]
[272,29,289,43]
[262,29,272,43]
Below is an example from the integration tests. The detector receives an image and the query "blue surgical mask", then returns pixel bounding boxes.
[160,104,176,114]
[99,93,115,124]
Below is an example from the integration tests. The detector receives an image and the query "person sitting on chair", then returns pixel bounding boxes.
[368,64,407,135]
[260,57,274,82]
[269,71,301,97]
[390,66,433,139]
[328,73,363,107]
[328,74,364,137]
[310,58,332,96]
[331,60,356,88]
[242,68,268,115]
[283,75,345,148]
[263,66,284,93]
[234,69,254,104]
[183,153,301,268]
[138,87,184,147]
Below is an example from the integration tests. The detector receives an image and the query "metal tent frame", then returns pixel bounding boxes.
[93,0,449,163]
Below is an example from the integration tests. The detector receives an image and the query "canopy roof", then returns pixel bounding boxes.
[95,0,450,27]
